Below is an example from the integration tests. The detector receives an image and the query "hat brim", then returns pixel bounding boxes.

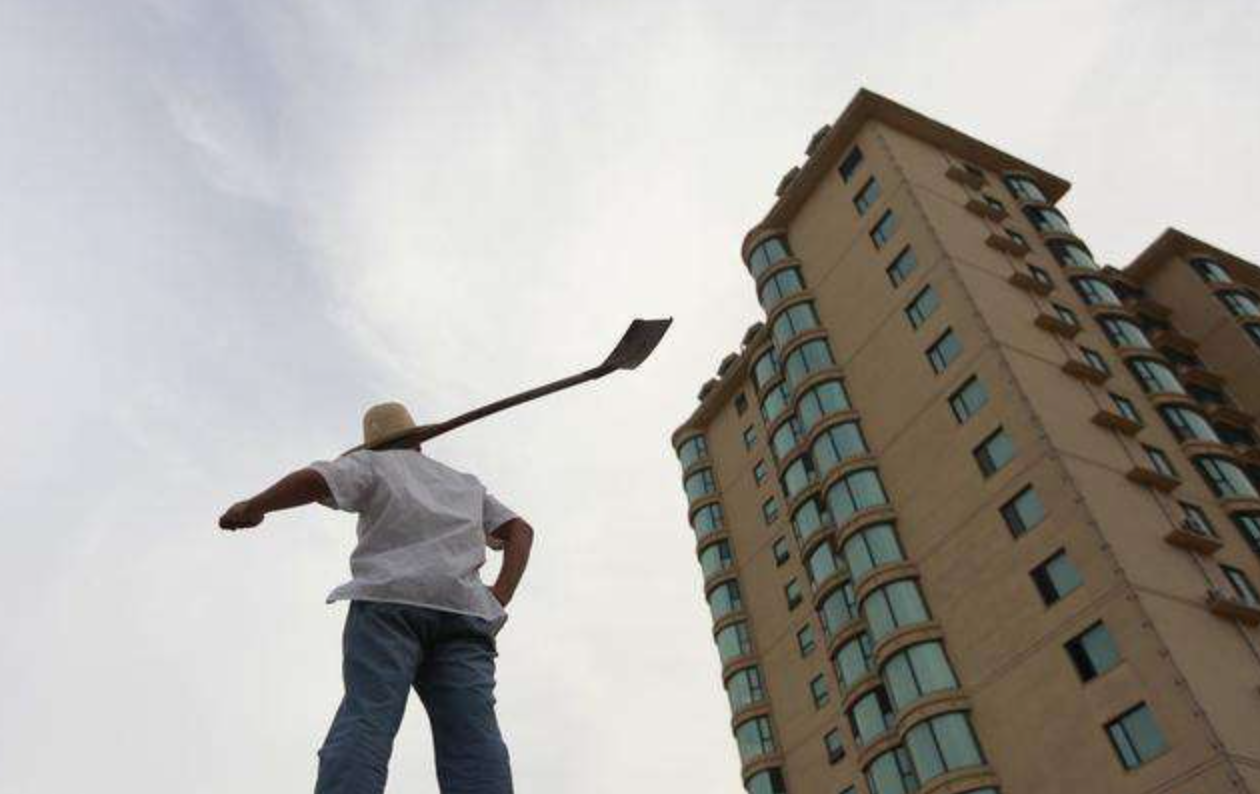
[339,424,428,457]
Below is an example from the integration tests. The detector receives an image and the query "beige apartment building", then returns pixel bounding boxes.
[671,89,1260,794]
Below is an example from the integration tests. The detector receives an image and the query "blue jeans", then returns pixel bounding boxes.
[315,601,513,794]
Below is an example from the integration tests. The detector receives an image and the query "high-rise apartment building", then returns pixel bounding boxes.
[671,89,1260,794]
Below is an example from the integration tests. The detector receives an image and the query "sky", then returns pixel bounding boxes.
[2,1,1259,792]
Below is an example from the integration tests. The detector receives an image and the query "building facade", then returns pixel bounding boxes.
[671,90,1260,794]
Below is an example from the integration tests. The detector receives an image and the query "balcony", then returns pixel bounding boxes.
[1034,311,1082,338]
[986,233,1030,257]
[1092,408,1142,436]
[1150,328,1199,356]
[1207,588,1260,626]
[946,163,986,189]
[1008,270,1053,296]
[1164,520,1223,554]
[965,197,1008,222]
[1177,365,1225,390]
[1126,296,1173,322]
[1126,465,1179,493]
[1062,358,1110,384]
[1206,403,1256,429]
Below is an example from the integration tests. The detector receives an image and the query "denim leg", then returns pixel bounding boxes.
[414,615,513,794]
[315,602,423,794]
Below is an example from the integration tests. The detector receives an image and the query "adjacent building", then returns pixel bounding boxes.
[671,89,1260,794]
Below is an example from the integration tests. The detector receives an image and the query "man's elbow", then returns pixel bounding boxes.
[500,518,534,547]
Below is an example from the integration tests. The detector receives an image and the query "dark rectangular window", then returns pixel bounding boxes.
[870,210,899,249]
[1222,565,1260,607]
[1178,501,1215,537]
[1029,264,1054,289]
[1106,704,1168,770]
[754,460,768,484]
[785,578,803,610]
[1053,303,1080,327]
[927,329,962,374]
[1001,485,1046,536]
[1007,228,1028,248]
[810,675,830,709]
[1065,622,1121,681]
[797,624,816,657]
[1232,513,1260,555]
[735,393,749,415]
[854,177,881,215]
[824,728,845,763]
[839,147,864,183]
[772,537,790,566]
[974,427,1016,477]
[905,285,940,329]
[1081,346,1110,375]
[1109,393,1141,424]
[1144,445,1177,479]
[743,426,757,450]
[887,246,918,286]
[1031,550,1082,605]
[763,497,779,525]
[949,376,989,423]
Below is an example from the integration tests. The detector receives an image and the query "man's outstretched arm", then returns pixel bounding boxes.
[490,518,534,607]
[218,468,332,531]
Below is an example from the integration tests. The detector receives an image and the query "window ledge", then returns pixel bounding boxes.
[1092,409,1143,436]
[1151,328,1199,355]
[986,233,1030,257]
[1207,590,1260,626]
[1177,365,1225,390]
[1062,359,1110,384]
[965,197,1008,222]
[1126,466,1180,493]
[946,164,985,189]
[1164,523,1223,554]
[1206,403,1256,429]
[1126,296,1173,321]
[1034,312,1082,338]
[1008,270,1053,296]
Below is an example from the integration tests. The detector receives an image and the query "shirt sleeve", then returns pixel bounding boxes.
[482,491,519,550]
[309,452,376,513]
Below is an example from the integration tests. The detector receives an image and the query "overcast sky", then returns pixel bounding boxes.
[2,2,1258,792]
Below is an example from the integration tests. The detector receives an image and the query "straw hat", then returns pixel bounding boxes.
[343,402,425,455]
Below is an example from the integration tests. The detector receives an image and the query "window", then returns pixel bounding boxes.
[1110,393,1141,425]
[806,542,840,584]
[984,195,1006,215]
[748,236,791,279]
[1179,501,1216,537]
[771,418,801,460]
[709,581,742,620]
[1000,485,1046,536]
[1159,405,1219,443]
[854,177,882,215]
[735,716,777,762]
[863,579,931,640]
[870,210,899,249]
[1081,346,1111,375]
[819,581,859,636]
[1006,228,1028,249]
[887,246,918,286]
[752,349,781,391]
[905,285,940,329]
[726,666,766,711]
[785,578,803,610]
[1222,565,1260,607]
[692,503,723,538]
[1190,257,1231,284]
[1004,174,1047,203]
[839,146,864,182]
[781,456,816,499]
[1100,316,1152,349]
[744,769,786,794]
[699,541,734,579]
[884,641,959,711]
[798,380,851,430]
[761,383,790,423]
[1144,445,1177,479]
[1048,239,1098,270]
[771,301,820,348]
[754,460,768,484]
[1128,358,1185,395]
[792,497,829,543]
[811,675,830,709]
[684,468,716,501]
[1029,263,1054,289]
[677,436,708,469]
[1219,290,1260,318]
[842,522,905,580]
[949,377,989,423]
[834,632,875,688]
[826,468,889,526]
[974,428,1016,477]
[1053,303,1080,328]
[743,425,757,450]
[759,267,806,310]
[735,392,748,415]
[926,329,963,374]
[1031,550,1083,605]
[716,621,753,662]
[1106,704,1168,770]
[1244,323,1260,351]
[824,728,845,763]
[866,747,920,794]
[763,496,780,525]
[1073,277,1122,306]
[1025,205,1072,234]
[1196,456,1257,499]
[773,537,790,566]
[798,624,817,656]
[1232,513,1260,555]
[784,339,835,389]
[905,712,985,782]
[812,421,868,475]
[1065,622,1121,681]
[848,686,895,745]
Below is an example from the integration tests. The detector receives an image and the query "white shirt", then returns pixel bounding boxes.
[309,449,518,629]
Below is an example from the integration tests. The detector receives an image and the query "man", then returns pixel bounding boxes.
[219,401,533,794]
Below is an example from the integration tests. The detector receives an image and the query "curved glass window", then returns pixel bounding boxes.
[752,349,781,391]
[812,421,869,477]
[798,379,851,430]
[834,632,875,689]
[842,522,905,581]
[749,237,791,280]
[1003,175,1047,203]
[677,435,708,469]
[866,747,920,794]
[850,686,895,745]
[792,497,829,543]
[826,468,889,527]
[1048,240,1098,270]
[1219,291,1260,318]
[716,621,752,663]
[699,541,734,579]
[760,382,790,423]
[1073,277,1122,306]
[708,581,743,621]
[883,641,959,711]
[781,455,816,500]
[806,541,841,584]
[771,417,803,461]
[692,503,724,538]
[1100,316,1153,349]
[863,579,930,641]
[1195,456,1258,499]
[819,580,859,636]
[1024,206,1072,234]
[1191,257,1231,284]
[684,468,716,501]
[1159,405,1220,443]
[1127,358,1185,395]
[905,712,984,783]
[784,339,836,389]
[744,768,786,794]
[759,268,805,311]
[735,716,776,762]
[771,301,820,347]
[726,666,766,712]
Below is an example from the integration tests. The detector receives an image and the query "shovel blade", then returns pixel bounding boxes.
[601,318,673,371]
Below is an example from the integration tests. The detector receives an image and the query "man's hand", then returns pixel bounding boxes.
[490,583,510,608]
[219,499,265,531]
